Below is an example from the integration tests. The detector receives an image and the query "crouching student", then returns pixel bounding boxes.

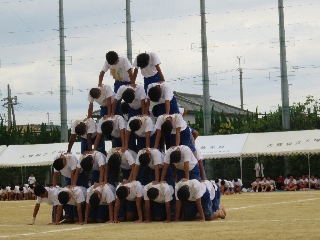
[211,180,223,214]
[144,182,175,223]
[220,180,231,195]
[74,151,106,185]
[260,177,271,192]
[232,178,243,194]
[251,178,261,192]
[84,182,116,224]
[19,186,28,200]
[55,186,87,224]
[146,82,180,116]
[0,186,7,201]
[202,180,226,218]
[174,179,225,222]
[105,148,136,186]
[114,180,144,223]
[29,185,60,225]
[284,175,297,191]
[28,185,36,200]
[161,145,205,182]
[310,175,319,189]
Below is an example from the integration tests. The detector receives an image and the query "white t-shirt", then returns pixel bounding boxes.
[175,179,206,201]
[202,180,215,200]
[86,184,116,205]
[28,176,36,184]
[252,181,260,186]
[115,85,146,110]
[77,151,106,171]
[164,145,198,171]
[284,178,289,185]
[301,178,309,184]
[87,85,115,106]
[232,179,243,187]
[97,115,126,138]
[106,148,136,170]
[310,179,317,184]
[260,180,270,186]
[6,186,11,193]
[36,187,60,206]
[144,182,173,203]
[19,187,28,194]
[101,56,132,82]
[71,118,97,139]
[127,116,156,137]
[133,52,161,78]
[58,186,87,206]
[135,148,164,170]
[116,181,144,201]
[0,188,7,194]
[155,114,187,134]
[147,82,173,104]
[53,154,78,179]
[288,179,297,186]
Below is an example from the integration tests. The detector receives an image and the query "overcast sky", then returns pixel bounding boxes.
[1,0,319,126]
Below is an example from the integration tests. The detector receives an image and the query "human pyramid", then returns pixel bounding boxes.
[30,51,226,225]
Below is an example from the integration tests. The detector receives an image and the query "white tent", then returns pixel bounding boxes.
[0,145,7,156]
[0,141,112,167]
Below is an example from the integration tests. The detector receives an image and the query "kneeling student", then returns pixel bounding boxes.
[232,178,243,194]
[144,182,175,223]
[84,182,116,224]
[114,180,144,223]
[251,178,261,192]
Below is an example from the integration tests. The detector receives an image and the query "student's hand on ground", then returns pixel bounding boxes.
[173,220,179,223]
[163,220,170,223]
[47,222,55,225]
[114,221,120,223]
[81,222,87,225]
[144,220,151,223]
[106,220,114,224]
[134,220,143,223]
[198,219,205,222]
[53,222,60,225]
[75,222,83,225]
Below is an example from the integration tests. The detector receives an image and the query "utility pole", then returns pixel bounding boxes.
[237,57,244,109]
[2,85,18,127]
[126,0,132,63]
[278,0,290,175]
[59,0,68,142]
[200,0,211,135]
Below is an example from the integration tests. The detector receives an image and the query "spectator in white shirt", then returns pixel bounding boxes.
[114,180,144,223]
[0,185,7,201]
[267,176,276,191]
[28,173,36,185]
[260,177,271,192]
[29,185,60,225]
[284,175,297,191]
[299,175,309,190]
[19,186,28,200]
[309,175,319,189]
[251,178,261,192]
[232,178,243,194]
[87,84,116,117]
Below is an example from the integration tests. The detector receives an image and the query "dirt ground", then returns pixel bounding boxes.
[0,191,319,240]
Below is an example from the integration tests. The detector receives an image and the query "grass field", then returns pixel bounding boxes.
[0,191,319,240]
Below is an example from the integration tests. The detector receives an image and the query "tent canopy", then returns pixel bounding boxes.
[196,133,249,159]
[241,129,320,157]
[0,141,112,167]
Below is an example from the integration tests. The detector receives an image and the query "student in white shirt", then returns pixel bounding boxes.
[267,176,275,191]
[84,182,116,224]
[0,186,7,201]
[94,115,126,149]
[105,148,136,186]
[19,186,28,200]
[161,145,205,183]
[260,177,271,192]
[132,52,165,93]
[232,178,243,194]
[284,175,297,191]
[67,118,104,154]
[112,84,147,119]
[74,151,106,185]
[251,178,261,192]
[299,175,309,190]
[114,180,144,223]
[154,113,196,152]
[87,84,116,118]
[146,82,180,116]
[144,182,175,223]
[29,185,60,225]
[175,179,225,222]
[99,51,134,92]
[55,186,87,224]
[28,184,36,200]
[309,175,319,189]
[28,173,36,185]
[220,180,231,195]
[126,115,156,151]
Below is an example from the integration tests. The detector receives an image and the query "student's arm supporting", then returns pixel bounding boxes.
[184,161,190,180]
[133,68,138,82]
[174,200,181,222]
[155,64,165,82]
[145,131,151,148]
[29,203,40,225]
[111,99,119,115]
[107,97,112,116]
[198,160,205,181]
[53,172,59,187]
[141,99,146,115]
[70,169,76,186]
[131,164,140,181]
[104,163,109,183]
[107,201,114,223]
[154,164,160,182]
[196,198,205,222]
[87,133,92,151]
[153,129,162,149]
[124,130,131,150]
[128,164,135,181]
[120,129,125,148]
[54,205,63,225]
[99,165,105,183]
[67,134,76,153]
[93,133,102,151]
[87,102,94,119]
[128,68,134,84]
[113,198,121,223]
[164,201,171,223]
[98,71,105,86]
[175,127,181,147]
[160,163,169,182]
[165,100,170,115]
[84,203,90,224]
[145,99,150,115]
[76,203,84,224]
[135,197,143,223]
[73,168,81,186]
[144,200,151,223]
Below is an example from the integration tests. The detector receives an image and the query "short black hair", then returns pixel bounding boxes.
[121,102,130,114]
[152,105,159,117]
[29,184,34,189]
[129,119,141,132]
[108,153,121,171]
[116,186,128,200]
[58,191,70,205]
[136,53,150,69]
[233,178,238,182]
[89,192,100,207]
[220,180,225,186]
[1,185,6,189]
[19,186,23,191]
[122,88,135,104]
[90,88,101,99]
[34,185,46,196]
[80,156,94,172]
[147,188,159,200]
[161,120,173,135]
[139,152,151,166]
[177,186,190,202]
[10,186,15,191]
[75,122,86,136]
[53,158,64,171]
[106,51,118,65]
[214,179,219,184]
[101,121,113,138]
[170,151,181,163]
[148,86,161,102]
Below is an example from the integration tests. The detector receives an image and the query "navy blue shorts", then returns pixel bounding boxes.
[169,126,196,152]
[213,188,221,212]
[64,204,85,219]
[111,137,122,148]
[176,164,200,182]
[136,133,156,151]
[117,200,137,219]
[76,171,89,188]
[65,177,71,186]
[160,165,175,188]
[185,188,212,219]
[81,136,105,154]
[157,96,180,116]
[150,198,175,219]
[144,72,161,93]
[121,168,132,181]
[128,107,143,120]
[92,170,100,184]
[89,205,109,221]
